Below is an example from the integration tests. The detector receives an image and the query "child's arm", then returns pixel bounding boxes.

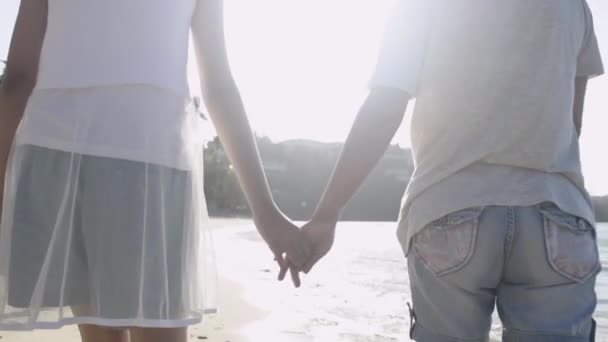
[301,88,410,273]
[0,0,48,215]
[190,0,310,285]
[295,0,431,274]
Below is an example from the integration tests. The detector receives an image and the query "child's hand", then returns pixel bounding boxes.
[300,216,337,274]
[275,216,336,285]
[254,210,312,288]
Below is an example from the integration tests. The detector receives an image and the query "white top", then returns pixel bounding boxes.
[369,0,604,254]
[36,0,197,96]
[17,0,209,170]
[16,86,206,170]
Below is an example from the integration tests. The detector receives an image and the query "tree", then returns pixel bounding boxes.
[202,137,414,221]
[203,136,250,216]
[593,196,608,222]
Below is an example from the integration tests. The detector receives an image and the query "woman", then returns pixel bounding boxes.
[0,0,310,341]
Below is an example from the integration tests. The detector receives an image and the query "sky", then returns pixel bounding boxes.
[1,0,607,195]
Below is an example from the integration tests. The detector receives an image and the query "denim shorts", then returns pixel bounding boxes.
[408,204,600,342]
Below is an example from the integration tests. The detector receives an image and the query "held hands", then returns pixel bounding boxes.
[256,209,338,288]
[254,209,312,287]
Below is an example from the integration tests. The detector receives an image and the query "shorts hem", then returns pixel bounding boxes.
[503,329,590,342]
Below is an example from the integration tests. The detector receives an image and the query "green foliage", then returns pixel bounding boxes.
[203,136,607,222]
[593,196,608,222]
[203,136,413,221]
[203,136,250,216]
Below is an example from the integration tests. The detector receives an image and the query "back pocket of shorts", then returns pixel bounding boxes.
[413,208,483,276]
[540,206,600,283]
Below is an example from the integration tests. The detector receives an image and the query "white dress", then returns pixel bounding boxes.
[0,0,217,330]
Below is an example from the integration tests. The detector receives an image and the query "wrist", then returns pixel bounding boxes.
[312,205,341,225]
[252,201,282,223]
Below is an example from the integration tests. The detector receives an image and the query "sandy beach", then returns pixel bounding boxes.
[1,218,607,342]
[0,219,313,342]
[0,274,306,342]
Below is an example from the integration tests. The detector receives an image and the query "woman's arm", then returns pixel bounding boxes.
[190,0,310,284]
[1,0,48,213]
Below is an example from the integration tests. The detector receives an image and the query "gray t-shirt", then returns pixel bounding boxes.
[370,0,605,255]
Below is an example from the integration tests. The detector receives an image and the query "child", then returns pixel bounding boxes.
[298,0,603,340]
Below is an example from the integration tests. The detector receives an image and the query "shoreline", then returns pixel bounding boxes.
[5,219,601,341]
[0,274,310,342]
[0,219,313,342]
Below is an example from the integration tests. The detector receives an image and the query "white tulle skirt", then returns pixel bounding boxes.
[0,87,217,330]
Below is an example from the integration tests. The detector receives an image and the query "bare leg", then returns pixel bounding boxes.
[72,306,130,342]
[130,327,188,342]
[77,324,130,342]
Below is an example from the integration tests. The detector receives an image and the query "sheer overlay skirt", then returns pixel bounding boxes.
[0,144,217,330]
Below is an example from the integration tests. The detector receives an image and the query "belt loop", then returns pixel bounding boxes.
[590,318,596,342]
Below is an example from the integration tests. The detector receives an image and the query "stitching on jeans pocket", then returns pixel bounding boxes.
[413,208,483,276]
[540,206,600,283]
